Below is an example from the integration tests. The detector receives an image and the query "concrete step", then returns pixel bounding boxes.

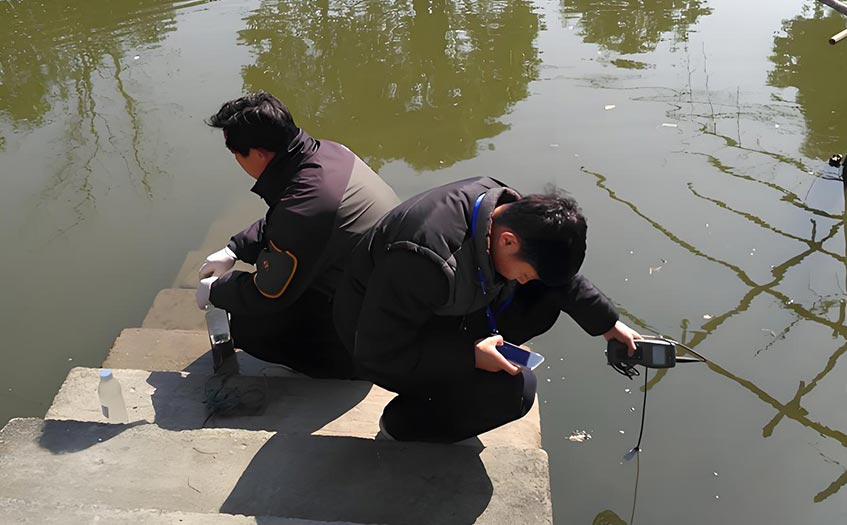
[102,327,299,376]
[172,250,255,290]
[198,194,264,255]
[46,367,542,450]
[0,497,364,525]
[0,418,552,525]
[142,289,205,331]
[171,191,261,288]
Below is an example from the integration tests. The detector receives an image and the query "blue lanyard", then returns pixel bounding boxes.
[472,193,513,335]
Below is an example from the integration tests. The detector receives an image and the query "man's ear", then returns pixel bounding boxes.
[500,231,521,254]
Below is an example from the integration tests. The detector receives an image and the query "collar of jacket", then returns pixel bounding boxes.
[470,186,521,290]
[250,129,320,206]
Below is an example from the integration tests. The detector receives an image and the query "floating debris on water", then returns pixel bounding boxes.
[703,314,713,320]
[605,104,616,110]
[568,430,592,443]
[630,407,636,412]
[549,143,560,148]
[761,329,776,338]
[625,388,631,393]
[714,471,718,476]
[649,259,667,275]
[661,122,678,128]
[618,430,625,434]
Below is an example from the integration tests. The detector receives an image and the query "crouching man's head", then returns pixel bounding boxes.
[207,91,299,179]
[490,190,587,286]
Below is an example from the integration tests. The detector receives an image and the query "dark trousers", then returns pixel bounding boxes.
[230,289,355,379]
[381,281,562,443]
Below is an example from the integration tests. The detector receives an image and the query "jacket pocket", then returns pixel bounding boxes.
[253,241,298,299]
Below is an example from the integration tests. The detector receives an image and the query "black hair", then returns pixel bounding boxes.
[493,188,587,286]
[206,91,299,156]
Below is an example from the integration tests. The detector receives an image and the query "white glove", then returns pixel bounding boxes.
[196,276,218,310]
[199,246,237,279]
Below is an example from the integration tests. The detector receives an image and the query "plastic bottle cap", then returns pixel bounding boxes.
[100,369,113,378]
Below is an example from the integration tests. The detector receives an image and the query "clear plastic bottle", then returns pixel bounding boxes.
[98,369,128,423]
[205,305,231,346]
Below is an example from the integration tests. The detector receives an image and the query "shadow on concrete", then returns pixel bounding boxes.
[221,434,493,525]
[38,419,146,453]
[145,370,372,434]
[178,345,301,377]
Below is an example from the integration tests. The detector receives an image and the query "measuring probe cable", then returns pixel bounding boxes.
[622,338,707,459]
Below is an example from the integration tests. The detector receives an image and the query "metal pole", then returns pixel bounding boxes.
[816,1,847,43]
[818,0,847,17]
[830,27,847,44]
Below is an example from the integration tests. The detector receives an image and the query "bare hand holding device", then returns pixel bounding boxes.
[474,334,521,375]
[496,342,545,370]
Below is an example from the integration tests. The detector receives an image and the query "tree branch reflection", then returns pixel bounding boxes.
[0,0,185,234]
[237,0,541,170]
[584,162,847,502]
[562,0,712,56]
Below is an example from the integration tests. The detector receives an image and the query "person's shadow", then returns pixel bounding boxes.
[141,349,377,433]
[146,350,494,524]
[223,434,492,525]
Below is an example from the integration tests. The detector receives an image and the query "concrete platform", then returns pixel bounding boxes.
[142,289,206,331]
[0,497,362,525]
[46,368,542,450]
[0,418,552,525]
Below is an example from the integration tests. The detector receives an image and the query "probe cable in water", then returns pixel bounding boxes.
[605,336,707,461]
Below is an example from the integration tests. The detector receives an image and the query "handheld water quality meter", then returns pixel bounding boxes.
[606,338,677,371]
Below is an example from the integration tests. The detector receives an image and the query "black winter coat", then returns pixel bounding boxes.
[333,176,619,392]
[210,130,399,315]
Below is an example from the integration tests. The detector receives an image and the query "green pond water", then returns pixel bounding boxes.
[1,0,846,522]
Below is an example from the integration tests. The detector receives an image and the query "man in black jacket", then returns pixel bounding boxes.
[195,92,398,379]
[334,176,640,442]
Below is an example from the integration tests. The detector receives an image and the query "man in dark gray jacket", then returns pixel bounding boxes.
[195,92,398,379]
[334,176,640,442]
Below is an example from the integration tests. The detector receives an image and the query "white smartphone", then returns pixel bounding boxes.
[496,342,545,370]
